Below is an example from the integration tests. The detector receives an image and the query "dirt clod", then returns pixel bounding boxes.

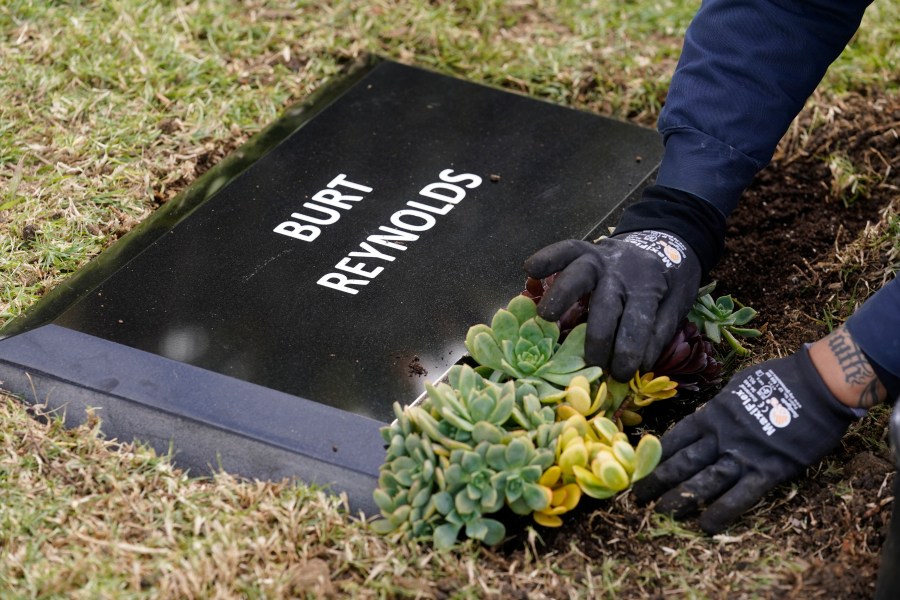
[408,356,428,377]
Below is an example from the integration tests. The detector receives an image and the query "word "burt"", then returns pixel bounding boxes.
[273,174,373,243]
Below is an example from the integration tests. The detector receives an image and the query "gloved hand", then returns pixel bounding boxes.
[524,230,700,381]
[632,345,857,534]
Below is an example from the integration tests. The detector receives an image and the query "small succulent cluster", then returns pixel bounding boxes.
[554,413,660,510]
[688,282,761,355]
[373,297,662,548]
[373,363,565,548]
[373,284,759,548]
[556,374,677,430]
[652,320,723,393]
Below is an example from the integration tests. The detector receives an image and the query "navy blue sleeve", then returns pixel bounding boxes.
[656,0,872,217]
[845,279,900,403]
[617,0,873,271]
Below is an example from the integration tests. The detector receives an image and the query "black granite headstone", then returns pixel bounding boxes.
[0,59,662,513]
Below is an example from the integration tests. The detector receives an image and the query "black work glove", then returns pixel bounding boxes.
[524,230,700,381]
[632,346,857,534]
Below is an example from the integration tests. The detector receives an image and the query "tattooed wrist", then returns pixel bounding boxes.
[810,327,887,409]
[827,328,874,387]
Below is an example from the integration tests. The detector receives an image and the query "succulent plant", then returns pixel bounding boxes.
[432,490,507,549]
[522,274,590,338]
[569,416,662,501]
[548,414,662,505]
[555,375,605,420]
[372,403,445,538]
[688,282,761,355]
[443,442,505,517]
[652,320,723,392]
[373,379,563,547]
[465,295,602,401]
[533,466,582,527]
[628,372,678,407]
[414,364,517,448]
[553,374,675,430]
[510,382,558,431]
[485,436,554,515]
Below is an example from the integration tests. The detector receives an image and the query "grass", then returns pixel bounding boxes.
[1,0,899,597]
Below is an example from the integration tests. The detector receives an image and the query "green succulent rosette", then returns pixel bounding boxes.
[411,364,517,449]
[372,403,444,538]
[465,295,602,400]
[485,436,554,515]
[688,282,761,355]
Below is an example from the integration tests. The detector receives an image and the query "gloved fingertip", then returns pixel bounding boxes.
[609,356,640,384]
[698,512,732,536]
[607,337,644,381]
[631,474,671,506]
[656,488,702,520]
[630,480,655,505]
[535,297,562,321]
[522,255,544,278]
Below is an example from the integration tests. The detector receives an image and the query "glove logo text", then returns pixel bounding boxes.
[621,230,686,269]
[732,368,802,436]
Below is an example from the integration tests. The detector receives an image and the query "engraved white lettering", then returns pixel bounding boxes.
[317,169,483,294]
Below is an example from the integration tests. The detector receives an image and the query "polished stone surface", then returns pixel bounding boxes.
[0,59,662,509]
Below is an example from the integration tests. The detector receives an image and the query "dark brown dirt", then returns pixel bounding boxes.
[714,90,900,352]
[500,90,899,598]
[408,355,428,377]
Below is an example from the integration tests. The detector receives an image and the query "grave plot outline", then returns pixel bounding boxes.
[0,57,663,514]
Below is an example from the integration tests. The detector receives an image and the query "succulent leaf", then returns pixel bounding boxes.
[533,511,564,528]
[591,416,619,445]
[556,405,581,421]
[539,465,562,488]
[632,435,663,482]
[491,309,520,342]
[688,282,761,354]
[472,421,504,444]
[559,440,588,475]
[523,483,553,511]
[619,410,643,427]
[507,294,539,323]
[592,455,630,491]
[572,465,617,500]
[611,440,636,475]
[433,523,462,550]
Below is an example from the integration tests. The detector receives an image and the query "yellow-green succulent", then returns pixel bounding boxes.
[533,466,582,528]
[556,415,663,503]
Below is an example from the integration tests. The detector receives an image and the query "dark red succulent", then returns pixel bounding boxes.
[652,320,723,393]
[522,274,590,339]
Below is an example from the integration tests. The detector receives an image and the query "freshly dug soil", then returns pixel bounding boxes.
[503,90,899,598]
[714,89,899,353]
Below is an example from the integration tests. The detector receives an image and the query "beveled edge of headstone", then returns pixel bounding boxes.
[0,324,385,514]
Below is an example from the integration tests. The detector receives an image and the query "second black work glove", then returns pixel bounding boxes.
[632,346,857,534]
[524,230,700,381]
